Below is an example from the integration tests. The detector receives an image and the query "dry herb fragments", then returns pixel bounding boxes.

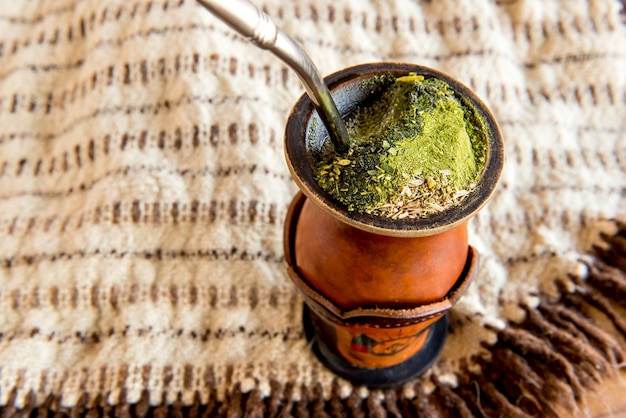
[315,74,487,218]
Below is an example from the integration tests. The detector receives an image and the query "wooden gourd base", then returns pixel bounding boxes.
[302,304,450,388]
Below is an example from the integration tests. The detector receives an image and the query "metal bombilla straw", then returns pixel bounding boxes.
[196,0,351,153]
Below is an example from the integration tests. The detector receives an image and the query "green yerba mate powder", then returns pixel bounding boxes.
[315,73,487,218]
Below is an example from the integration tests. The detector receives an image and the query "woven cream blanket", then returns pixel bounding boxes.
[0,0,625,416]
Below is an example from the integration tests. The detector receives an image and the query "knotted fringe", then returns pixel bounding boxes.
[1,221,625,417]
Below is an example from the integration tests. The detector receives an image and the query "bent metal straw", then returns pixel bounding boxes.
[196,0,350,153]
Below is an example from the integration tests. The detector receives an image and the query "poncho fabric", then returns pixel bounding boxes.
[0,0,625,416]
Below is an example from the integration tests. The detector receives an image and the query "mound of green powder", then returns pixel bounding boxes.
[315,74,487,218]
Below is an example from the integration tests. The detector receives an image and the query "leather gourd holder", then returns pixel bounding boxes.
[283,63,504,388]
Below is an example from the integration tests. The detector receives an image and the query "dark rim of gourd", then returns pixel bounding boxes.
[285,63,504,237]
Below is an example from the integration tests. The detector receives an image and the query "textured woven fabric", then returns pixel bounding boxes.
[0,0,624,414]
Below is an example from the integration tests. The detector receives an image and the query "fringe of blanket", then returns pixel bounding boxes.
[1,220,625,417]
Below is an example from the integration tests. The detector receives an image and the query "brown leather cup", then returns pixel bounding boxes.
[283,63,503,385]
[284,192,481,369]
